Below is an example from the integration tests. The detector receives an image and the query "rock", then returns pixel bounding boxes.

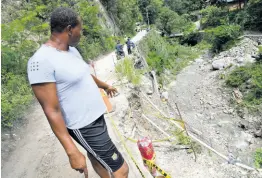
[231,131,253,150]
[210,113,215,120]
[212,60,225,70]
[140,75,153,94]
[244,54,256,64]
[223,109,229,114]
[233,89,243,104]
[212,57,233,70]
[217,123,222,127]
[228,108,234,114]
[195,58,204,63]
[236,57,244,63]
[234,139,249,150]
[255,129,262,137]
[240,131,253,143]
[146,90,153,95]
[238,120,249,130]
[161,91,168,101]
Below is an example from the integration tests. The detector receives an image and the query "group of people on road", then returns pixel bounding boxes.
[115,37,135,58]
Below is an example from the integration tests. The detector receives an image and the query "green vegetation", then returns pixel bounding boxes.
[1,6,49,127]
[138,0,163,25]
[75,0,116,59]
[139,31,199,84]
[115,57,142,86]
[229,0,262,31]
[1,0,125,127]
[174,130,191,145]
[205,25,241,52]
[156,7,193,35]
[173,130,202,154]
[254,148,262,168]
[200,6,228,28]
[226,63,262,107]
[165,0,207,15]
[100,0,142,35]
[2,0,261,127]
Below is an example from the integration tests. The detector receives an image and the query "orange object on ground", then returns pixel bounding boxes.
[100,88,113,113]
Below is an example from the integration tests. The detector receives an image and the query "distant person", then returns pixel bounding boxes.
[27,7,129,178]
[115,40,124,57]
[126,37,135,55]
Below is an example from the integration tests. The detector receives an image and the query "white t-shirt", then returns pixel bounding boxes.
[27,45,106,129]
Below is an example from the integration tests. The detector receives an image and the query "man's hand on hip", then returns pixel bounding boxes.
[68,151,88,177]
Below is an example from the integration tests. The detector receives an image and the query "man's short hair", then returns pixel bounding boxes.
[50,7,79,33]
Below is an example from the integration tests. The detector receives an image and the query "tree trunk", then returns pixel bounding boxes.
[244,0,248,7]
[238,0,242,10]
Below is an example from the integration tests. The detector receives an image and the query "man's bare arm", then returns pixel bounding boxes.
[91,74,110,90]
[91,75,117,97]
[31,83,87,173]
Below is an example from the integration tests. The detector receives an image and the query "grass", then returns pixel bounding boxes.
[254,148,262,168]
[174,130,191,145]
[139,31,200,85]
[115,57,142,86]
[195,40,212,51]
[173,129,202,154]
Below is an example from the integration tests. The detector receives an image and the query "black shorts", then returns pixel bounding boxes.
[68,115,124,173]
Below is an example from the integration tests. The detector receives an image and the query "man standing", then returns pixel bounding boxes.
[115,40,125,58]
[27,7,129,178]
[126,37,135,55]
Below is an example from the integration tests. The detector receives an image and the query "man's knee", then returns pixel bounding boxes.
[122,162,129,176]
[113,161,129,178]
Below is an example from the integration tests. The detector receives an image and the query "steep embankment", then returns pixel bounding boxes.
[168,37,262,168]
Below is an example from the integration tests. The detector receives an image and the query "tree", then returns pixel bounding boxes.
[156,7,191,35]
[244,0,262,31]
[200,6,228,28]
[138,0,163,25]
[165,0,207,15]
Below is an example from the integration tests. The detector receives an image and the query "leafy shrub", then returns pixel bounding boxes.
[156,7,192,35]
[226,66,251,87]
[226,63,262,106]
[165,0,207,15]
[228,0,262,32]
[254,148,262,168]
[1,73,33,127]
[244,0,262,31]
[195,40,212,50]
[101,0,142,35]
[201,6,228,29]
[256,46,262,63]
[205,25,241,52]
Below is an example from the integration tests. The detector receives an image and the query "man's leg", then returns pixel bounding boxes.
[88,153,129,178]
[88,153,110,178]
[68,115,129,178]
[112,161,129,178]
[128,48,131,54]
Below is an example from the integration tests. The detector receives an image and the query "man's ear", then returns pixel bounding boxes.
[67,25,72,36]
